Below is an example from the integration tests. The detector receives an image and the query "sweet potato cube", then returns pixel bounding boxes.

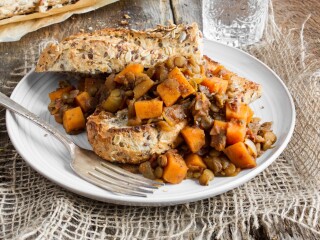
[206,60,224,75]
[168,67,195,98]
[201,77,228,94]
[210,120,228,151]
[133,76,155,99]
[220,69,235,80]
[181,126,206,153]
[215,120,228,130]
[185,154,207,171]
[191,76,205,84]
[226,120,246,145]
[54,114,63,124]
[162,151,188,184]
[75,91,91,112]
[114,63,144,83]
[247,106,254,123]
[48,86,73,101]
[157,78,181,106]
[223,142,256,169]
[226,103,249,121]
[135,100,163,120]
[63,107,85,134]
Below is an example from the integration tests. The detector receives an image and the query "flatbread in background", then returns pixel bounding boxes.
[0,0,118,42]
[0,0,98,26]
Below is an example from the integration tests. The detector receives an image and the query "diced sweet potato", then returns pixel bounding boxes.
[226,120,246,145]
[181,126,206,153]
[123,63,144,73]
[54,114,63,124]
[114,63,144,83]
[157,120,173,132]
[223,142,256,168]
[201,77,228,94]
[210,120,228,151]
[135,100,163,119]
[157,78,181,106]
[200,65,206,76]
[162,151,188,184]
[48,86,73,101]
[185,154,207,171]
[226,103,249,121]
[168,67,195,98]
[191,76,205,84]
[220,69,235,80]
[133,75,154,99]
[206,60,224,75]
[247,106,254,123]
[75,91,91,112]
[213,120,228,131]
[63,107,85,134]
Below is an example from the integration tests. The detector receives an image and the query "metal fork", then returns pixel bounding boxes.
[0,92,163,197]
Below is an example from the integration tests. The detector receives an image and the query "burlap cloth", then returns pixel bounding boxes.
[0,7,319,240]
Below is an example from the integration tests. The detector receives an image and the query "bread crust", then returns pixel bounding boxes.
[36,23,203,74]
[86,110,187,164]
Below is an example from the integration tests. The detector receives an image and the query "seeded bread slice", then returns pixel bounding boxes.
[204,55,262,104]
[0,0,38,20]
[86,109,187,164]
[35,23,203,74]
[0,0,78,20]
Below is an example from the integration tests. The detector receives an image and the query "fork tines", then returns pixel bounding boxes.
[88,161,164,198]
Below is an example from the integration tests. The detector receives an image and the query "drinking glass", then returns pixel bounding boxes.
[202,0,268,47]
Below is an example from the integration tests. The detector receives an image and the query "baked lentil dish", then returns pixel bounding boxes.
[47,54,277,185]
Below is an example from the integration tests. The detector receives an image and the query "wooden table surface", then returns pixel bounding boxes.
[0,0,319,239]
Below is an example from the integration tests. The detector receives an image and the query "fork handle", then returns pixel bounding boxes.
[0,91,75,153]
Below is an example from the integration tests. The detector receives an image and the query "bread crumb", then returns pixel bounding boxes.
[88,27,93,31]
[124,14,131,19]
[162,188,168,192]
[120,20,129,25]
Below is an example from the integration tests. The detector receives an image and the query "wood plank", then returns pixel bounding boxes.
[171,0,202,29]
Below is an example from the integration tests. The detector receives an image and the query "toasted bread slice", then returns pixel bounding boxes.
[86,56,262,164]
[86,109,187,164]
[36,23,202,75]
[204,55,262,104]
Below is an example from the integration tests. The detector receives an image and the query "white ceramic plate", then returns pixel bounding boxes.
[6,39,295,206]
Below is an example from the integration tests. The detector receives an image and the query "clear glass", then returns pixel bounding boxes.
[202,0,268,47]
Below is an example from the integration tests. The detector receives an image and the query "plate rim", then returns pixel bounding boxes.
[6,39,296,206]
